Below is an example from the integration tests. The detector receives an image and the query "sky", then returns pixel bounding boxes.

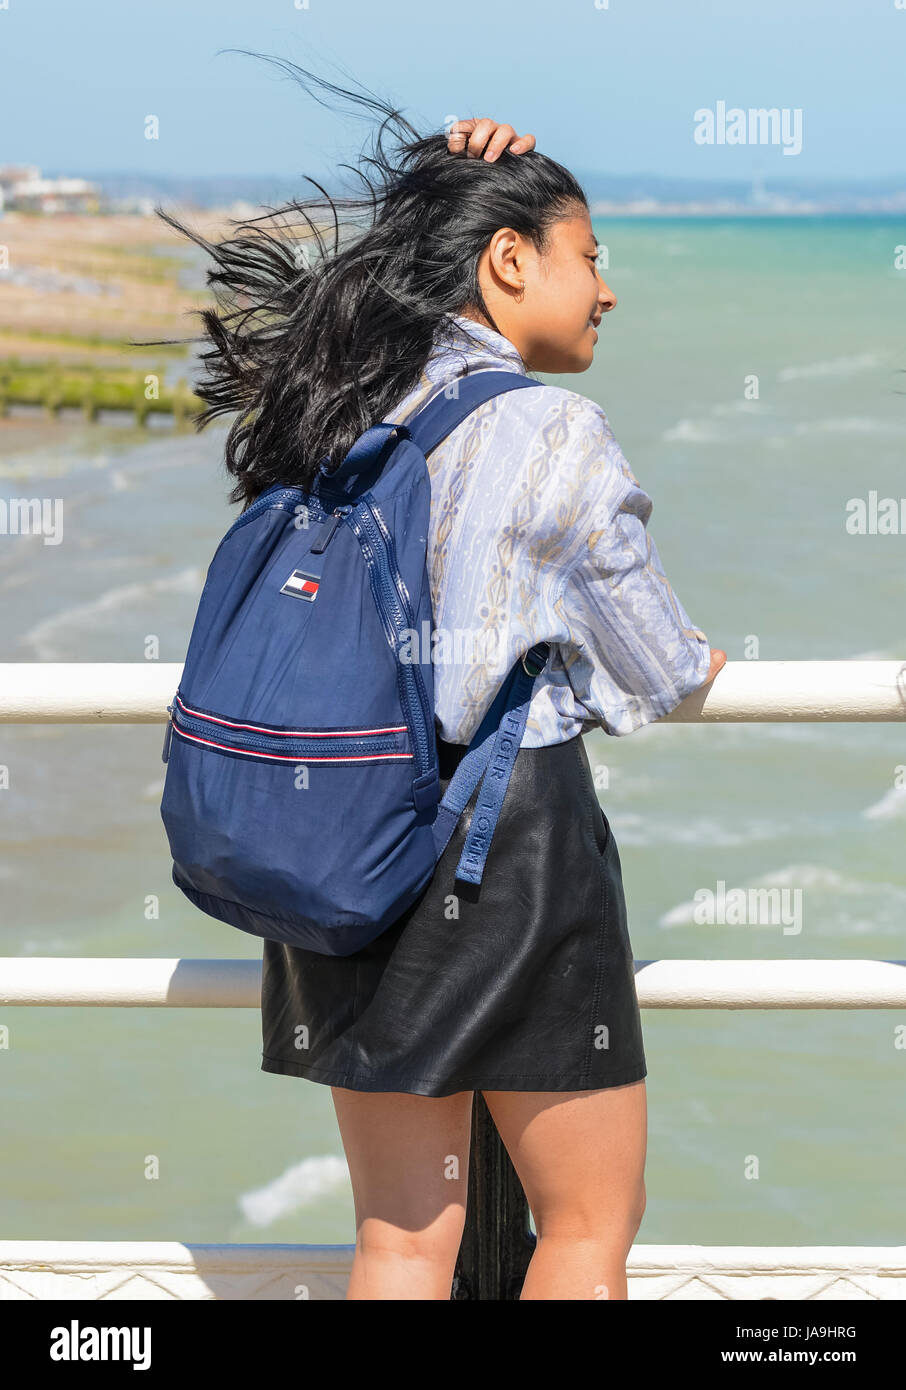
[0,0,904,183]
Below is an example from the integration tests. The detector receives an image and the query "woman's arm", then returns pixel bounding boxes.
[535,394,723,734]
[558,482,718,736]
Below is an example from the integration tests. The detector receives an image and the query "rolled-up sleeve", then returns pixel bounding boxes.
[554,451,711,737]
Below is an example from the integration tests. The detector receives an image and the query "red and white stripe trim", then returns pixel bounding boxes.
[174,694,407,739]
[172,725,413,763]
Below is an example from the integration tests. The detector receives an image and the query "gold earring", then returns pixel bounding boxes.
[515,281,525,303]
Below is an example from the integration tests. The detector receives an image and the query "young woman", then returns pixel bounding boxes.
[162,67,725,1301]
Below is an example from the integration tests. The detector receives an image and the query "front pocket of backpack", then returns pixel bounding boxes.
[168,693,413,766]
[160,693,438,929]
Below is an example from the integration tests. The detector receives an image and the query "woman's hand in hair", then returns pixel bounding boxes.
[447,119,536,162]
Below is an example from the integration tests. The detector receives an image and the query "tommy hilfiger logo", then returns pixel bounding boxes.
[280,569,320,601]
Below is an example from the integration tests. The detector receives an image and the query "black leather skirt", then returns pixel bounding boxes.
[260,733,647,1097]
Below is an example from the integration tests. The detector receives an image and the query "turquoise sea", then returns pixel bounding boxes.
[1,217,904,1250]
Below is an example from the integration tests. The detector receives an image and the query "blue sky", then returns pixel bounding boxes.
[1,0,904,181]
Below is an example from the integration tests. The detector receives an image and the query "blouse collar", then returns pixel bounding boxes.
[430,312,528,378]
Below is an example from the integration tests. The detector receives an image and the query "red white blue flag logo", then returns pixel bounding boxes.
[280,569,321,602]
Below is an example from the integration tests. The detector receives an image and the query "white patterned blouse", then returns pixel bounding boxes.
[383,313,711,749]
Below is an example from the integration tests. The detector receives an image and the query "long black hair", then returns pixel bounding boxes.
[151,59,588,508]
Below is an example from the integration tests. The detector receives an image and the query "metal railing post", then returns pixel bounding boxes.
[451,1094,536,1300]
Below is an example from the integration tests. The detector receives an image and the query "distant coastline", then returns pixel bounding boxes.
[590,202,906,218]
[4,166,904,219]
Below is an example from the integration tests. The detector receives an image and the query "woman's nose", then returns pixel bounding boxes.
[598,278,617,312]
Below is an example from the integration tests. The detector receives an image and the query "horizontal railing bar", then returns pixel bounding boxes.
[0,959,258,1007]
[2,958,904,1007]
[4,1241,905,1300]
[0,661,904,723]
[1,1240,900,1272]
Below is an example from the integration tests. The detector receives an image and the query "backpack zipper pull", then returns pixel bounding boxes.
[162,704,174,763]
[311,505,351,554]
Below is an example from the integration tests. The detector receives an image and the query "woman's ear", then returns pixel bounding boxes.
[486,227,526,293]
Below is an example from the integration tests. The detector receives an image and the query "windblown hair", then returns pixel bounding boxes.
[150,59,588,508]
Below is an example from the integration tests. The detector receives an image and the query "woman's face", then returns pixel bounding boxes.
[471,205,617,373]
[519,208,617,373]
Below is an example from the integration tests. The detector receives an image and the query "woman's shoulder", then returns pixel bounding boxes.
[495,378,611,433]
[427,379,648,563]
[483,379,643,505]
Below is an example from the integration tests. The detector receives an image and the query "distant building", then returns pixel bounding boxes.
[0,164,101,214]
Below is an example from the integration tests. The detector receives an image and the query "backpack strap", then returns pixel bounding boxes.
[431,640,549,887]
[317,371,540,496]
[405,371,541,456]
[408,372,549,889]
[317,422,411,493]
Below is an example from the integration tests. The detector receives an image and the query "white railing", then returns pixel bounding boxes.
[1,1241,903,1302]
[2,957,905,1008]
[0,659,904,722]
[2,660,905,1301]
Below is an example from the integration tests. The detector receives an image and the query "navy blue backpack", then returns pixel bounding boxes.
[160,372,549,956]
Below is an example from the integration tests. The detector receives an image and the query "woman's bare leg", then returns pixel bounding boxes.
[331,1086,474,1300]
[483,1081,647,1300]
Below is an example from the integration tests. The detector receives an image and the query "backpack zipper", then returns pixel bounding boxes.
[162,703,174,763]
[311,504,352,553]
[344,501,434,781]
[364,498,435,764]
[169,700,412,764]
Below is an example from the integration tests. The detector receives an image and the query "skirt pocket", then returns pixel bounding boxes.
[572,735,611,856]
